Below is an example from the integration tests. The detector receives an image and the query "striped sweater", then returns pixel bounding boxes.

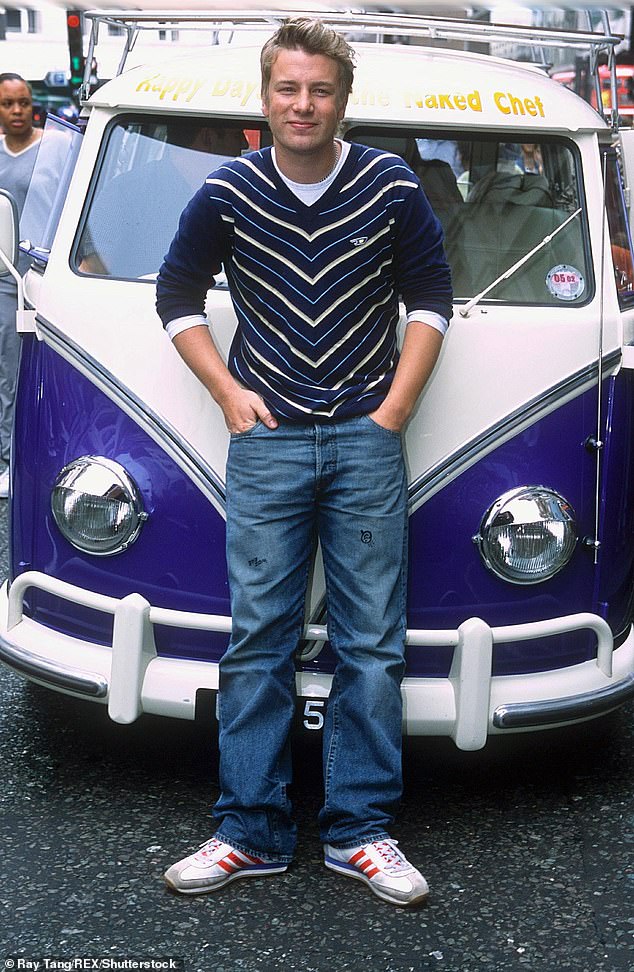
[156,142,453,421]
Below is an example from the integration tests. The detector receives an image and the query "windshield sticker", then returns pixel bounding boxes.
[546,264,585,301]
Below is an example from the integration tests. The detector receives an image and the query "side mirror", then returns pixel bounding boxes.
[0,189,19,277]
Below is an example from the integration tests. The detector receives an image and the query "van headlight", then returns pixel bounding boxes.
[51,456,147,556]
[474,486,577,585]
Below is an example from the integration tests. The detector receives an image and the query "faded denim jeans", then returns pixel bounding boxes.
[213,415,408,862]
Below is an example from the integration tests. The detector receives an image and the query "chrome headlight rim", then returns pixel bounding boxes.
[475,485,577,586]
[51,455,147,557]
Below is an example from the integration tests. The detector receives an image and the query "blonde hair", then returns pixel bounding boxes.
[261,18,355,108]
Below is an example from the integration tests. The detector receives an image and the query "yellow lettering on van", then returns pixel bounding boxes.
[531,96,544,116]
[350,87,390,108]
[160,79,179,100]
[240,81,257,106]
[360,89,377,107]
[212,79,231,97]
[134,74,205,101]
[168,79,204,102]
[136,74,159,93]
[210,79,258,106]
[495,91,545,117]
[172,79,191,99]
[404,89,481,111]
[187,80,204,102]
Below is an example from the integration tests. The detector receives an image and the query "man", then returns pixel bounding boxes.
[156,18,452,907]
[0,73,42,498]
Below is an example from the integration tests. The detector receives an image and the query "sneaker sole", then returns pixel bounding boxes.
[164,863,288,895]
[324,856,429,907]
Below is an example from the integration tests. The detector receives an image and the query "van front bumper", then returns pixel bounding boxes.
[1,572,633,751]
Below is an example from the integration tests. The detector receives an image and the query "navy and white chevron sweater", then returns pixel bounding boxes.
[156,142,453,422]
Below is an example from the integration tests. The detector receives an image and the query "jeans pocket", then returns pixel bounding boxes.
[361,414,402,439]
[230,420,264,439]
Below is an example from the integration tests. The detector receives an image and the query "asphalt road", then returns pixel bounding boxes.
[0,500,633,972]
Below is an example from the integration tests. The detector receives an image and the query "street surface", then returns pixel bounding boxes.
[0,500,633,972]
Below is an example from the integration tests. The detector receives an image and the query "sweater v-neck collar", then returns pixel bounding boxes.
[262,142,359,217]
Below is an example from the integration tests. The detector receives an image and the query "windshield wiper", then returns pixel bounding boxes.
[458,207,582,317]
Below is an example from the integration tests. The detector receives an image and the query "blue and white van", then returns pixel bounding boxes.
[1,10,633,750]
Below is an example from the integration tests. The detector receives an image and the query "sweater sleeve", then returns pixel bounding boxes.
[391,182,453,324]
[155,184,227,328]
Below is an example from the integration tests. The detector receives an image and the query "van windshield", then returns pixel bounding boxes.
[75,118,252,279]
[351,131,589,307]
[77,122,589,307]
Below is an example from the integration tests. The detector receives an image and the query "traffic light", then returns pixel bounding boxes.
[66,10,84,88]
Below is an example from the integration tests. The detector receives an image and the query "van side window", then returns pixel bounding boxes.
[603,147,634,305]
[19,113,82,262]
[75,119,253,280]
[349,130,589,308]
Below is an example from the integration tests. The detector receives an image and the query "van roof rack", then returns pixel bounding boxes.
[82,8,623,127]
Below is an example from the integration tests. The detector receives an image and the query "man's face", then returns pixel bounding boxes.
[0,80,34,139]
[262,48,345,160]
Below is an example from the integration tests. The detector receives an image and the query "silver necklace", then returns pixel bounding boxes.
[315,141,341,184]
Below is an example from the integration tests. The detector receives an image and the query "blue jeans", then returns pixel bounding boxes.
[213,415,408,862]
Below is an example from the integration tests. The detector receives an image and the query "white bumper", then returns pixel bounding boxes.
[1,572,633,751]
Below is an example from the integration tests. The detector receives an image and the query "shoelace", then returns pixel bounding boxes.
[368,840,409,874]
[196,838,223,860]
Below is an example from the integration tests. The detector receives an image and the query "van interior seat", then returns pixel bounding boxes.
[444,195,584,302]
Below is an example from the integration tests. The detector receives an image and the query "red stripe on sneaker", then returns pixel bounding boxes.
[218,852,245,873]
[348,853,380,879]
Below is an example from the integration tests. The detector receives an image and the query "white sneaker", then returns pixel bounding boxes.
[164,836,288,895]
[324,838,429,906]
[0,467,9,499]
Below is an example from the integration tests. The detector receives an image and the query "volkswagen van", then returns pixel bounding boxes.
[1,10,634,751]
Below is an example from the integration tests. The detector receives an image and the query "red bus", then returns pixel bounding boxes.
[551,63,634,121]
